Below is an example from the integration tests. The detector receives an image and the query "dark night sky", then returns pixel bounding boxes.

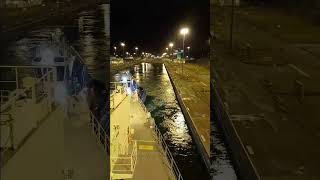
[111,0,210,57]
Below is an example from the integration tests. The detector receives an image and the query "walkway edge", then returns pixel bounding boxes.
[211,69,261,180]
[164,64,211,173]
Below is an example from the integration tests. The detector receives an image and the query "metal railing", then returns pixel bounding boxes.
[131,140,138,173]
[0,66,55,154]
[0,113,14,151]
[137,96,183,180]
[110,140,138,177]
[0,90,11,105]
[110,82,128,110]
[0,66,54,112]
[0,65,53,90]
[89,110,109,153]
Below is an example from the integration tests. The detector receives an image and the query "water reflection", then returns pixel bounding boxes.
[0,28,63,65]
[211,112,237,180]
[74,4,109,83]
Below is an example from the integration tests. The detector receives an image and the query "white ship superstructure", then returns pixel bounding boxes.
[0,28,108,180]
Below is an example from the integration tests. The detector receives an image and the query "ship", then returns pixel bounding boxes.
[110,73,183,180]
[0,28,108,180]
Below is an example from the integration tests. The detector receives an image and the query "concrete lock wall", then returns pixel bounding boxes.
[210,77,260,180]
[211,0,240,6]
[165,65,211,173]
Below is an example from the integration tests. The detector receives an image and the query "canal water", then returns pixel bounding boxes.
[0,4,109,127]
[113,63,210,180]
[0,4,109,83]
[211,110,238,180]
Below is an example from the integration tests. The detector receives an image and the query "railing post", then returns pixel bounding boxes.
[97,122,101,142]
[105,133,107,151]
[32,82,36,103]
[15,67,18,89]
[9,114,14,150]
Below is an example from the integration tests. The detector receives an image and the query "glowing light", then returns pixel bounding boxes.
[127,87,132,95]
[122,76,127,83]
[180,28,189,35]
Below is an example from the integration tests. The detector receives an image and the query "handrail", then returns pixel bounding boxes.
[110,140,137,177]
[131,140,138,172]
[0,69,54,112]
[89,110,109,153]
[110,84,127,110]
[137,96,183,180]
[0,65,54,91]
[0,113,14,151]
[0,90,11,104]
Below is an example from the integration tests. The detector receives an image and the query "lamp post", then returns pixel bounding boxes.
[169,42,174,60]
[230,0,235,50]
[113,46,117,56]
[135,47,138,59]
[187,46,190,58]
[120,42,125,58]
[180,28,189,75]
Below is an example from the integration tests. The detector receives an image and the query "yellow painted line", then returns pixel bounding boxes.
[139,145,154,150]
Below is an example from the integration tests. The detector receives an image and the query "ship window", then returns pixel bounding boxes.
[54,57,65,63]
[33,57,41,62]
[56,66,65,81]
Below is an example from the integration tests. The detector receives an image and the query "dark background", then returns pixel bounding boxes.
[111,0,210,57]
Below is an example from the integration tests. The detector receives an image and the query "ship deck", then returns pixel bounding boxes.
[129,95,174,180]
[1,90,108,179]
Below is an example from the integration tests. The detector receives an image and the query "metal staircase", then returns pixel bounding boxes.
[110,141,137,179]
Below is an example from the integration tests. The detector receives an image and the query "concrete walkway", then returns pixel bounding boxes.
[211,5,320,180]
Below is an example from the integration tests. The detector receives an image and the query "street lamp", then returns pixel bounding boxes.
[180,28,189,58]
[169,42,174,59]
[114,46,117,56]
[169,42,174,48]
[187,46,190,58]
[120,42,125,58]
[135,47,138,58]
[180,28,189,75]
